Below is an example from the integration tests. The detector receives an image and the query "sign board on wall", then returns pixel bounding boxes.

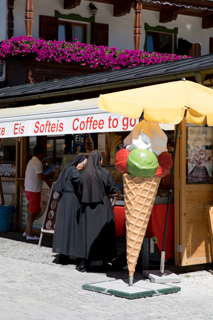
[187,126,213,183]
[0,114,138,138]
[0,164,16,177]
[73,133,97,154]
[98,134,106,152]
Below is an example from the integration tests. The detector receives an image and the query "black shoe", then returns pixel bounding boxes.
[53,254,70,265]
[76,265,87,272]
[76,258,87,272]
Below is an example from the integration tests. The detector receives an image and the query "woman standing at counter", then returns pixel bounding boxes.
[52,154,86,263]
[77,150,118,272]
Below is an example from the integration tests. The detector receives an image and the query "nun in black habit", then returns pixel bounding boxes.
[77,150,118,272]
[52,154,86,263]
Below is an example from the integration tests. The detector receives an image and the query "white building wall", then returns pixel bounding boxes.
[8,0,213,55]
[0,0,7,41]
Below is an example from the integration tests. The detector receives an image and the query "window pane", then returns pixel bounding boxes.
[160,34,172,53]
[55,139,65,160]
[58,25,66,41]
[46,140,54,159]
[72,25,84,43]
[0,138,16,179]
[147,35,154,52]
[0,138,16,164]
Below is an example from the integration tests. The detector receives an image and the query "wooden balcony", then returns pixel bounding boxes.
[6,56,106,87]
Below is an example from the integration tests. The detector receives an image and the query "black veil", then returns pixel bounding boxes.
[53,154,86,193]
[82,150,104,203]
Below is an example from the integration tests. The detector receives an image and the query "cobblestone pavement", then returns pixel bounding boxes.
[0,234,213,320]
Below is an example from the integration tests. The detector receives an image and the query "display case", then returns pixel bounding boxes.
[0,138,16,206]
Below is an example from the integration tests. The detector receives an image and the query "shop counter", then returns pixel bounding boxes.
[113,205,126,238]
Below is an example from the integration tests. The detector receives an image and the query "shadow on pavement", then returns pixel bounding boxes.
[1,231,213,276]
[0,230,53,248]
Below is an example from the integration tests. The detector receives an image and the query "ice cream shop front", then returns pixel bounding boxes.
[0,97,177,269]
[1,68,213,273]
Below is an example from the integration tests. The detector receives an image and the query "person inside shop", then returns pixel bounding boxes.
[24,145,55,240]
[76,150,118,272]
[52,154,87,265]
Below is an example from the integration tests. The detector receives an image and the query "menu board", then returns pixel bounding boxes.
[98,133,106,152]
[187,126,213,183]
[0,164,16,177]
[41,182,59,233]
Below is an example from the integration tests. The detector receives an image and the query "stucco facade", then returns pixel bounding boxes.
[1,0,213,54]
[0,0,7,41]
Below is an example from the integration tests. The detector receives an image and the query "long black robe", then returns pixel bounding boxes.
[77,167,118,262]
[52,166,81,256]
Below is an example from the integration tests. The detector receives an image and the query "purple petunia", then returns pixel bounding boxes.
[0,36,190,69]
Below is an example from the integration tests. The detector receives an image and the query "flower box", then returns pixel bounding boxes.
[0,36,190,87]
[6,56,106,87]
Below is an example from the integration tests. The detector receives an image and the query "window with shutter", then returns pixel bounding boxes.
[144,23,178,54]
[40,13,109,46]
[147,31,172,53]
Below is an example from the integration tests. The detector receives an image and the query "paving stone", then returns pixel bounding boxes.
[143,269,181,283]
[0,235,213,319]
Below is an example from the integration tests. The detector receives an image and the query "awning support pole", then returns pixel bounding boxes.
[160,123,179,274]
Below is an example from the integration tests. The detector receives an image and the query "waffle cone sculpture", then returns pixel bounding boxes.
[123,173,161,281]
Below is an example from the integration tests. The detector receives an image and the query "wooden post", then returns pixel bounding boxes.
[25,0,33,37]
[174,124,180,266]
[134,0,142,50]
[179,117,186,266]
[7,0,15,39]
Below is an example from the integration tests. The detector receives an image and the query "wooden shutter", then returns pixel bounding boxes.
[93,23,109,46]
[177,38,192,55]
[39,16,58,40]
[188,43,202,58]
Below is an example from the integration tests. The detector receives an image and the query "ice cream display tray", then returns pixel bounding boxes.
[115,200,125,206]
[82,279,181,299]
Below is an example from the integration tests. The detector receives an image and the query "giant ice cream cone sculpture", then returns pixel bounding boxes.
[115,120,173,285]
[123,174,161,280]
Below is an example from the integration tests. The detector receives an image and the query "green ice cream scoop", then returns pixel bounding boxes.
[127,148,159,177]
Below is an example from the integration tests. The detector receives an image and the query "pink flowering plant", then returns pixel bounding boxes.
[0,36,190,69]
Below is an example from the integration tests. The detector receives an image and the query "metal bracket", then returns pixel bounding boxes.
[149,238,154,253]
[177,244,182,253]
[194,72,206,84]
